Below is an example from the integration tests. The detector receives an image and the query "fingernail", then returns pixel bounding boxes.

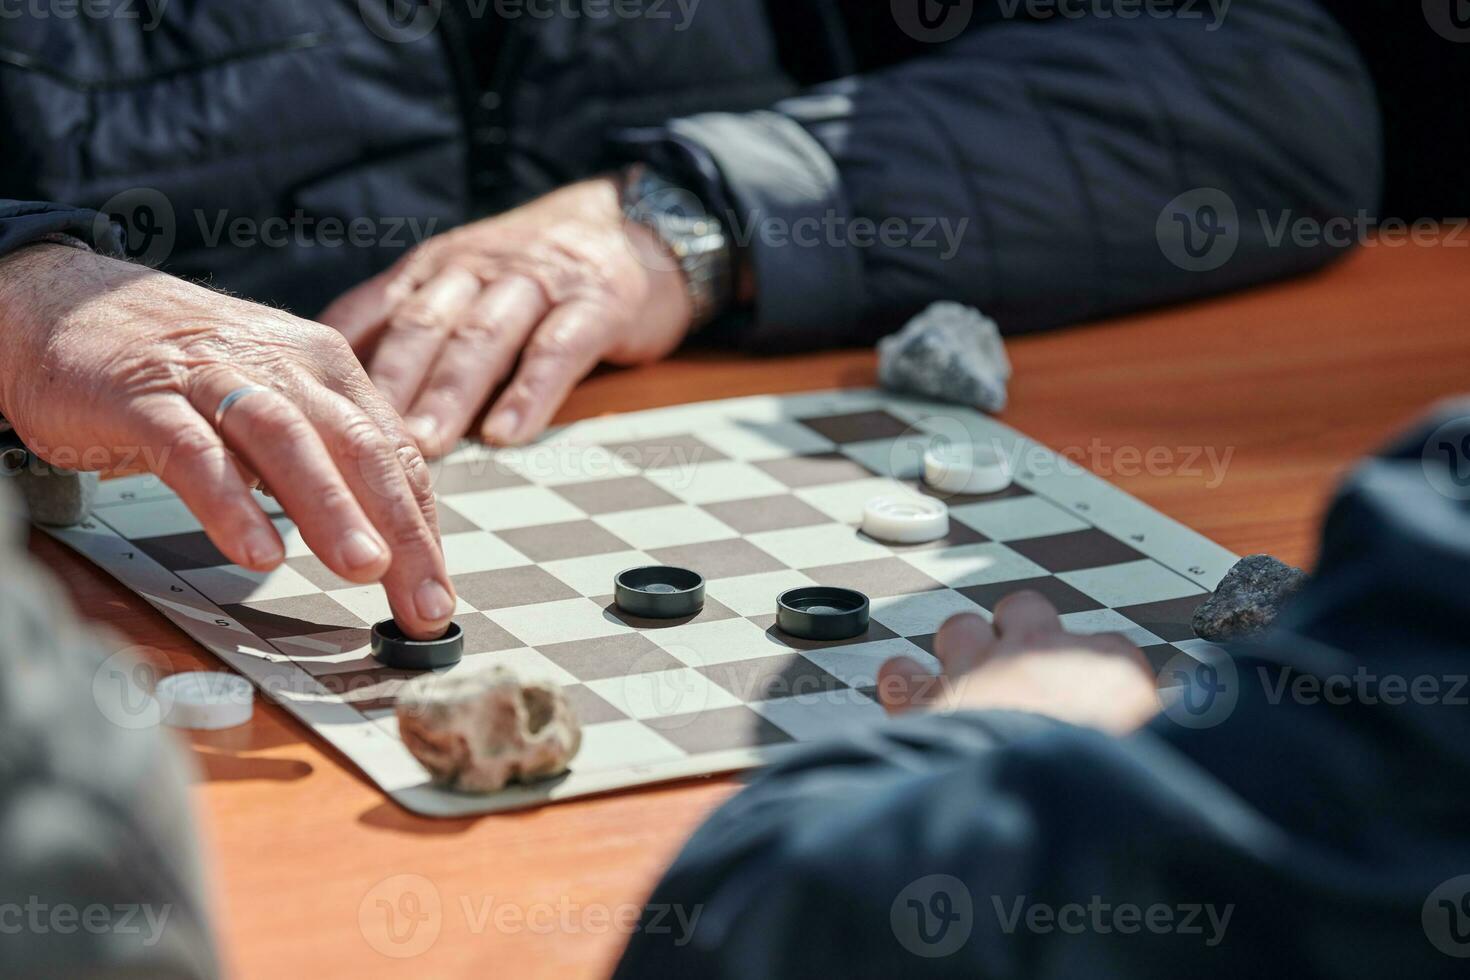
[405,415,436,446]
[244,529,284,569]
[339,529,387,571]
[486,409,520,445]
[414,580,455,622]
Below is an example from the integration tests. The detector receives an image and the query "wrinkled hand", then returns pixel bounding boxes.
[0,245,456,639]
[877,591,1159,734]
[320,176,694,455]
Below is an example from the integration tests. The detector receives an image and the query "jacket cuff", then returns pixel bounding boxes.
[0,201,120,260]
[659,111,866,350]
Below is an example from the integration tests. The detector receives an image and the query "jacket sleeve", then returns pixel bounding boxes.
[614,402,1470,979]
[642,0,1381,351]
[0,487,220,978]
[0,200,117,258]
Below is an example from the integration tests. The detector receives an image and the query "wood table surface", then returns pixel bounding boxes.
[25,238,1470,978]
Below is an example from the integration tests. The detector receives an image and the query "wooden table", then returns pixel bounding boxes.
[26,239,1469,978]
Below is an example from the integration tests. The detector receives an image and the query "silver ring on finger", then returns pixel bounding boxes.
[213,385,271,430]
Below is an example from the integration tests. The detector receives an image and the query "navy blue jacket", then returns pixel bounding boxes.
[616,404,1470,977]
[0,0,1379,349]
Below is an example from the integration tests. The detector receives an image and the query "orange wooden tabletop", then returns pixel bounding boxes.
[25,239,1470,979]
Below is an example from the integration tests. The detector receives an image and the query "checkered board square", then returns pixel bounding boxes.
[47,389,1237,817]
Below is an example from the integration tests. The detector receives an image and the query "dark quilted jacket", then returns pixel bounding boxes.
[0,0,1381,350]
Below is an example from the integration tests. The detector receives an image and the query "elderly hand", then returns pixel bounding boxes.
[876,591,1160,734]
[0,245,456,639]
[319,176,694,455]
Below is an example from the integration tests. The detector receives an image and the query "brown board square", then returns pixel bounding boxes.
[551,476,680,515]
[648,538,786,580]
[561,684,628,725]
[699,495,832,535]
[803,557,945,598]
[754,453,878,489]
[494,520,632,563]
[1004,529,1146,574]
[537,632,684,682]
[455,614,525,655]
[1113,594,1207,642]
[134,531,229,571]
[429,458,528,495]
[452,566,579,610]
[698,654,849,702]
[433,503,482,536]
[600,434,727,471]
[220,593,369,639]
[797,410,915,445]
[286,555,357,591]
[959,576,1104,615]
[644,705,794,755]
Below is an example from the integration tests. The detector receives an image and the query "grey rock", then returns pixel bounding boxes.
[11,462,100,528]
[878,302,1012,413]
[1192,554,1308,641]
[396,664,582,794]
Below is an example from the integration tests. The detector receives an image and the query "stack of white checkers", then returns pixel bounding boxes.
[861,443,1015,545]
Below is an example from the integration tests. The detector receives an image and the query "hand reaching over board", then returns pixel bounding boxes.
[319,177,695,454]
[0,244,456,639]
[877,591,1160,735]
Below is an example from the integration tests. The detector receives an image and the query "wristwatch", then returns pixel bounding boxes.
[620,165,735,330]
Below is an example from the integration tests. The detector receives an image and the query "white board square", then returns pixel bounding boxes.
[650,617,786,667]
[442,485,585,531]
[839,437,926,480]
[871,590,985,637]
[705,570,818,618]
[571,721,687,771]
[951,496,1089,541]
[747,523,890,569]
[796,478,913,524]
[104,498,202,538]
[1058,559,1206,608]
[487,598,630,647]
[754,690,888,740]
[326,585,476,625]
[540,550,657,597]
[897,543,1048,589]
[643,460,789,504]
[1059,608,1164,648]
[440,531,532,575]
[178,563,319,605]
[467,647,580,687]
[585,668,742,720]
[694,422,835,461]
[801,638,939,689]
[592,505,737,551]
